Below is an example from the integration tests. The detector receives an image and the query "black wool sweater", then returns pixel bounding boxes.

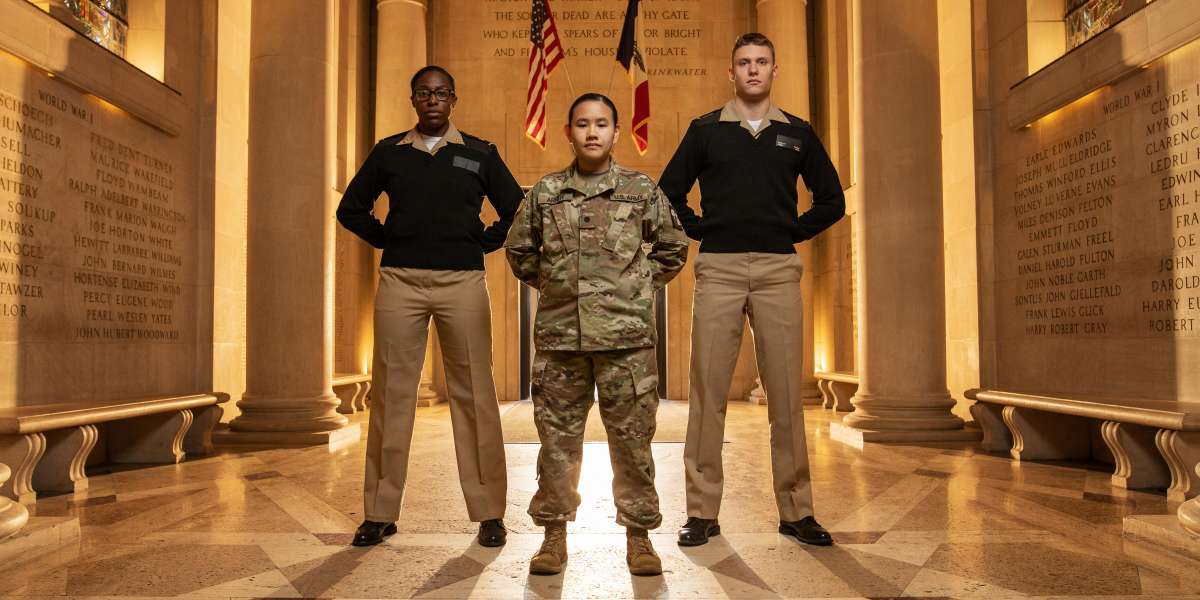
[336,132,524,270]
[658,109,846,253]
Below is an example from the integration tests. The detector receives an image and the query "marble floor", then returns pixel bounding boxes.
[3,401,1200,599]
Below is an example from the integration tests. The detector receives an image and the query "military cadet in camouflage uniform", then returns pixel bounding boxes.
[505,93,689,576]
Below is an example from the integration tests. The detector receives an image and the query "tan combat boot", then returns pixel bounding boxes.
[529,523,568,575]
[626,528,663,576]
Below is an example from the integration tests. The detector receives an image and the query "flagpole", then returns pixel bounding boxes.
[545,0,574,98]
[559,61,578,98]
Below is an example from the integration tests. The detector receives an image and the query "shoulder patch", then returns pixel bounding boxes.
[461,134,493,154]
[692,109,721,126]
[540,170,570,190]
[632,175,658,193]
[378,131,407,145]
[781,111,811,128]
[613,164,649,181]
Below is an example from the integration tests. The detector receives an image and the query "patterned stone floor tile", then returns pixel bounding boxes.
[140,531,346,569]
[177,568,301,598]
[829,474,944,532]
[250,478,359,534]
[63,544,277,596]
[830,531,887,544]
[841,539,943,567]
[899,567,1029,598]
[0,404,1196,598]
[887,478,1034,532]
[921,541,1143,596]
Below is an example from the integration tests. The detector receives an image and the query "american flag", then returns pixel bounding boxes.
[525,0,564,148]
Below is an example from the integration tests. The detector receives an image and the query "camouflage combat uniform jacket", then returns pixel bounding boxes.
[505,160,689,351]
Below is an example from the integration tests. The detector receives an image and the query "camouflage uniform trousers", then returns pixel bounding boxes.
[528,346,662,529]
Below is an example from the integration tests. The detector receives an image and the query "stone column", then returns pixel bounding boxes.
[228,0,355,446]
[374,0,442,405]
[834,0,976,443]
[375,0,427,136]
[0,462,28,540]
[757,0,820,405]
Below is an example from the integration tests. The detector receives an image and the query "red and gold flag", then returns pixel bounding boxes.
[616,0,649,155]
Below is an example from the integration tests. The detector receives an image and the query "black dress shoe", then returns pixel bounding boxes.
[352,520,397,547]
[478,518,507,547]
[677,517,720,546]
[779,516,833,546]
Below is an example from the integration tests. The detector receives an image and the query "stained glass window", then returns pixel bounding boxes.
[49,0,129,57]
[1064,0,1136,50]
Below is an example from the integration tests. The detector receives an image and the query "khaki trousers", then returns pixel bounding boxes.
[364,267,507,523]
[683,252,814,522]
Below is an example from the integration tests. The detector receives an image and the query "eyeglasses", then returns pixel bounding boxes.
[413,89,454,101]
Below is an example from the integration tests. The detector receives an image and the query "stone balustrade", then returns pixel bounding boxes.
[0,393,227,504]
[333,373,373,414]
[815,371,859,412]
[968,388,1200,541]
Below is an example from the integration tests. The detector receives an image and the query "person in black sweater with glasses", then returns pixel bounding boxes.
[337,65,522,548]
[660,33,845,548]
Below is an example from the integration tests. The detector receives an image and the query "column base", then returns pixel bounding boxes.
[214,423,362,452]
[416,382,443,407]
[1123,514,1200,562]
[0,516,79,567]
[0,491,28,540]
[830,421,981,448]
[842,391,967,432]
[230,392,350,433]
[801,379,822,406]
[744,379,822,406]
[745,378,767,405]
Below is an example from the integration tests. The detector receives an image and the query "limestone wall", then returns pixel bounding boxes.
[0,0,207,408]
[811,0,855,380]
[938,0,984,419]
[0,0,377,421]
[333,0,375,381]
[428,0,761,400]
[983,0,1200,400]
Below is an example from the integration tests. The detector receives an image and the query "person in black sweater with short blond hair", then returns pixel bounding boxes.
[337,65,521,549]
[660,33,844,549]
[658,96,844,252]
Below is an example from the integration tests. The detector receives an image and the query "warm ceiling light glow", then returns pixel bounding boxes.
[128,46,165,82]
[95,96,123,114]
[1028,85,1107,128]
